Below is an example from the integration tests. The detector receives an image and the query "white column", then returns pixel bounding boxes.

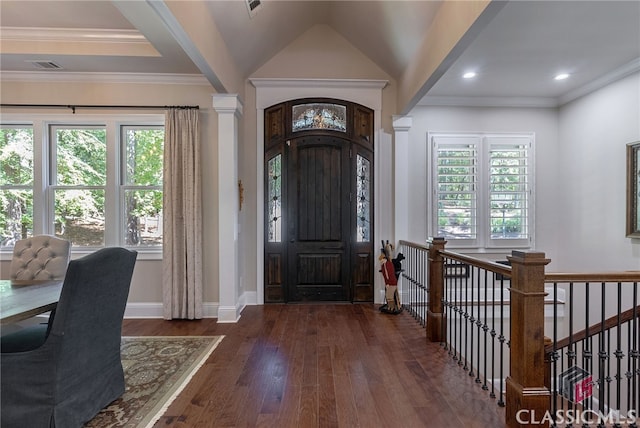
[392,115,412,243]
[212,94,243,322]
[392,115,412,306]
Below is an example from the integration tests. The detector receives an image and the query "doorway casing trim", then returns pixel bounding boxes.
[251,78,388,305]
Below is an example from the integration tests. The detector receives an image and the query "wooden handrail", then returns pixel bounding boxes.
[440,249,512,279]
[398,239,429,252]
[545,271,640,283]
[545,305,640,354]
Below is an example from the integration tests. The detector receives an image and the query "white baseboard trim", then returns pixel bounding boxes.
[216,290,256,323]
[243,291,258,305]
[217,306,241,323]
[124,302,220,319]
[124,292,258,321]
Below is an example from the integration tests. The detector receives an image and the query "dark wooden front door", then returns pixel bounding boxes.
[264,98,374,303]
[287,136,350,301]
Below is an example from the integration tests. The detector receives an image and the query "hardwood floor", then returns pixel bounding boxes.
[122,304,506,427]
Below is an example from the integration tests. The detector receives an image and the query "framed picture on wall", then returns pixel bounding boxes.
[627,141,640,238]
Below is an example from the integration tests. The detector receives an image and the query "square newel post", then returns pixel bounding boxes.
[427,237,446,342]
[506,250,551,427]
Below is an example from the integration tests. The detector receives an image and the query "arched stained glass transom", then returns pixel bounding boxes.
[292,103,347,132]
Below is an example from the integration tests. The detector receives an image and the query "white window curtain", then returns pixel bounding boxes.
[162,108,202,319]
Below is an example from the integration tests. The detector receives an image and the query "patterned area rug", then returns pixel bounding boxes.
[85,335,224,428]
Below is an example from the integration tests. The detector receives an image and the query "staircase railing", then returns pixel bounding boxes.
[399,238,640,428]
[439,247,515,408]
[397,240,429,327]
[544,274,639,427]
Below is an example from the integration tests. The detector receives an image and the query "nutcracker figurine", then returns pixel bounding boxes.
[379,240,403,314]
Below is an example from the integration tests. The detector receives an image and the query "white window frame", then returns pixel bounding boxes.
[0,113,164,260]
[428,131,535,250]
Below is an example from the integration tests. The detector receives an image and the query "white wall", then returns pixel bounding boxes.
[402,72,640,272]
[403,105,562,263]
[557,71,640,271]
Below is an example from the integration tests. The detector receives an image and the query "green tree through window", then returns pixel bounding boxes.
[123,126,164,246]
[53,126,107,246]
[0,117,164,250]
[0,126,34,245]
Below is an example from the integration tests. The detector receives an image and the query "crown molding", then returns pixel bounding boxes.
[0,71,209,85]
[0,27,145,43]
[419,58,640,109]
[418,95,558,109]
[558,57,640,106]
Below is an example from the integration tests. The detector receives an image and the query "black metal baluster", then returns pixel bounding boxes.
[400,244,407,313]
[421,247,425,323]
[598,282,607,428]
[411,245,415,317]
[614,282,624,428]
[415,247,420,324]
[485,269,493,393]
[419,247,423,322]
[401,244,407,313]
[450,259,456,359]
[442,256,449,350]
[407,245,412,317]
[444,259,456,356]
[409,245,412,316]
[456,261,462,364]
[475,266,484,385]
[630,282,638,428]
[469,266,476,378]
[446,257,453,353]
[568,283,575,368]
[463,262,469,371]
[412,246,416,318]
[418,247,422,324]
[497,276,506,407]
[551,281,559,427]
[568,282,577,426]
[606,329,613,428]
[583,283,593,428]
[413,249,426,326]
[415,246,419,319]
[422,247,426,324]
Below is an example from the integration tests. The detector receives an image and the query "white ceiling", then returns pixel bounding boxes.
[1,0,639,109]
[425,0,640,107]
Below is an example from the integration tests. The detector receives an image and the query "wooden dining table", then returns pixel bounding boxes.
[0,279,64,325]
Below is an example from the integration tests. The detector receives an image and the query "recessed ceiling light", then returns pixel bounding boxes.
[554,73,570,80]
[463,72,477,79]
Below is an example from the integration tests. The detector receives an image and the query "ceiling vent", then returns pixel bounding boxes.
[246,0,262,18]
[26,60,63,70]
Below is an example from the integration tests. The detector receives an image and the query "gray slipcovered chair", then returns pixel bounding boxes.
[1,247,137,428]
[10,235,71,280]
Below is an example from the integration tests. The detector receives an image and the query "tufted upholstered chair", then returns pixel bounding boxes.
[10,235,71,280]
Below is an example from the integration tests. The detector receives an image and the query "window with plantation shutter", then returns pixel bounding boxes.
[487,136,531,246]
[430,132,534,249]
[433,135,479,243]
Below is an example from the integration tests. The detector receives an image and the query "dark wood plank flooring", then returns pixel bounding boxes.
[122,304,506,428]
